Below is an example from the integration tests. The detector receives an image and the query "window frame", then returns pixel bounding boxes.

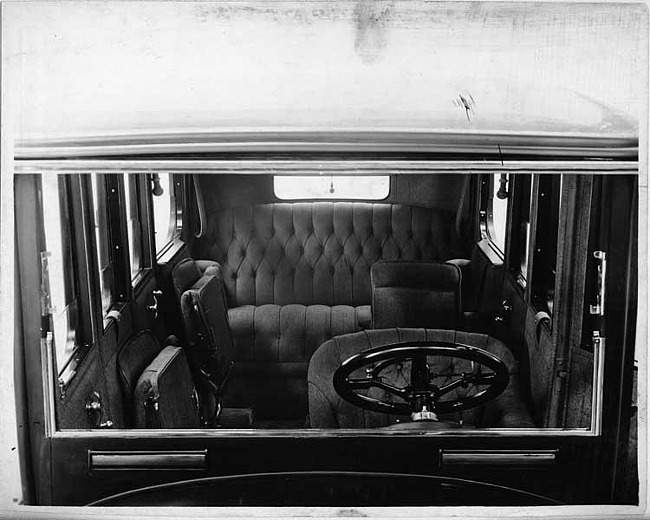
[150,173,184,261]
[529,174,563,320]
[273,175,391,201]
[479,173,509,261]
[507,173,534,290]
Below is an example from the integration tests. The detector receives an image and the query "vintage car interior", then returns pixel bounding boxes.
[3,0,645,513]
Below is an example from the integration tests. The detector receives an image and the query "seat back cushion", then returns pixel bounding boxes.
[133,345,201,429]
[371,261,462,329]
[117,330,163,426]
[195,203,463,308]
[308,328,534,429]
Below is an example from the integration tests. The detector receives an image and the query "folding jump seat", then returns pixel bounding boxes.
[171,258,252,427]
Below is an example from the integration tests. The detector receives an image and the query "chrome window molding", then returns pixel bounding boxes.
[14,159,638,176]
[14,130,638,159]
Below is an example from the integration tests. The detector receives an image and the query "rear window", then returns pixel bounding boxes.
[274,176,389,200]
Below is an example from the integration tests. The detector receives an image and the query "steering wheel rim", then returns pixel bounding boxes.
[333,341,510,416]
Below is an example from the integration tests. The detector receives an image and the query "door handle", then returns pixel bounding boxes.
[89,450,207,471]
[440,450,558,467]
[147,290,163,319]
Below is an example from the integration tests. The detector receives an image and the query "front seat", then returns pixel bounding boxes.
[308,328,535,429]
[370,260,463,329]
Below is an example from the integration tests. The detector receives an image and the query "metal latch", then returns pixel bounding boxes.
[589,251,607,315]
[553,358,568,394]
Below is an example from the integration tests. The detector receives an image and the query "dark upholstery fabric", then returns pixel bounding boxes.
[133,346,201,429]
[308,328,534,429]
[179,274,234,373]
[172,257,222,297]
[371,261,462,329]
[116,330,163,427]
[225,304,369,418]
[172,259,234,422]
[228,304,370,362]
[195,203,463,308]
[185,203,468,421]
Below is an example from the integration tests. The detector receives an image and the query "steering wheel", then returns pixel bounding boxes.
[333,341,509,417]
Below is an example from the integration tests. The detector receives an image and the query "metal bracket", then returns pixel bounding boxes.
[553,358,569,394]
[147,290,163,319]
[85,391,113,429]
[589,251,607,316]
[40,251,53,317]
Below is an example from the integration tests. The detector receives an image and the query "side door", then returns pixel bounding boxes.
[472,170,638,503]
[14,172,194,504]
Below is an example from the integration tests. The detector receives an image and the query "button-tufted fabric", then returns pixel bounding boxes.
[195,203,463,308]
[308,328,535,429]
[223,303,370,418]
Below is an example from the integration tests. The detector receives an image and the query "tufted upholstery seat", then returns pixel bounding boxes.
[308,328,535,429]
[192,203,468,420]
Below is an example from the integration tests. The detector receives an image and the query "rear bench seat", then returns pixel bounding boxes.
[189,202,468,422]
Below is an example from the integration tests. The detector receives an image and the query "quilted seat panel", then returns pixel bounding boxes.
[225,303,370,418]
[228,304,371,363]
[196,203,462,307]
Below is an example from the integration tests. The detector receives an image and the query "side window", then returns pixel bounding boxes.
[41,175,81,373]
[508,174,533,286]
[124,173,144,281]
[151,173,182,257]
[90,174,116,315]
[531,175,562,317]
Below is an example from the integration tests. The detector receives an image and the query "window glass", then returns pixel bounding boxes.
[41,175,79,372]
[274,176,389,200]
[91,175,115,315]
[123,173,143,280]
[487,174,509,254]
[151,173,176,256]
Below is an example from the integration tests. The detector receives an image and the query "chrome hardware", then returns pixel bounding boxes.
[411,405,438,422]
[441,450,558,466]
[591,331,606,435]
[589,251,607,315]
[85,391,113,429]
[89,450,207,471]
[147,290,163,319]
[145,395,160,412]
[494,300,512,324]
[40,251,53,317]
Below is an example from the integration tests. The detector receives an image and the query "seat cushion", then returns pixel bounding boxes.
[228,304,371,363]
[225,303,370,419]
[308,328,535,429]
